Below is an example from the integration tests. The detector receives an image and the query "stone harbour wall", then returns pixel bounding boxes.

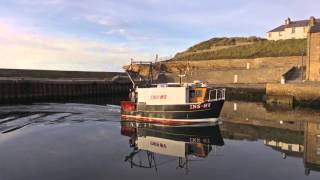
[165,56,304,72]
[266,83,320,105]
[184,67,291,84]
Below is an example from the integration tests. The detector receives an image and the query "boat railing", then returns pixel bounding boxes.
[208,88,226,101]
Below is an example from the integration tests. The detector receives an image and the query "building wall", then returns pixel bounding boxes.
[307,32,320,81]
[267,26,309,40]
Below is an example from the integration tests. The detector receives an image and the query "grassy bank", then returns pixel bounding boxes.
[172,38,307,61]
[185,37,266,52]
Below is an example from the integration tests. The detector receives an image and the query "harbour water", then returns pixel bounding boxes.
[0,98,320,180]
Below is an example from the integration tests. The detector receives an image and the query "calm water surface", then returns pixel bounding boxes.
[0,99,320,180]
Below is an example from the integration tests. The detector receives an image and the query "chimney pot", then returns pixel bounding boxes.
[285,17,291,25]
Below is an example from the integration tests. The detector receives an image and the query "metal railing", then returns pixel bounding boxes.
[208,88,226,101]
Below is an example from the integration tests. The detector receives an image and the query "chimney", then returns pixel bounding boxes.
[285,17,291,25]
[309,16,316,26]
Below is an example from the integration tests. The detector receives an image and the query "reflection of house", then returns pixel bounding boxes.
[304,121,320,175]
[264,140,303,158]
[267,17,319,40]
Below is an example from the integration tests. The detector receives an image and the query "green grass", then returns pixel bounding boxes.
[185,36,266,52]
[172,38,307,61]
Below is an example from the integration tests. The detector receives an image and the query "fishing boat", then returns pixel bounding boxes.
[120,61,225,125]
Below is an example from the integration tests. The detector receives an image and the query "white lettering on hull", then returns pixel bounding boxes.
[189,103,211,110]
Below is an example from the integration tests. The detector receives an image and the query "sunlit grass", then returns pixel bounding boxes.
[172,38,307,61]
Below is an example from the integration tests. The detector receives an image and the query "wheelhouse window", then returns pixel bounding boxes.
[196,90,202,97]
[190,90,195,98]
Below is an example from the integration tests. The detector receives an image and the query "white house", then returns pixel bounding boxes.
[267,17,319,41]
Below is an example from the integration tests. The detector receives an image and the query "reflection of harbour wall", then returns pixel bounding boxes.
[220,101,307,132]
[221,101,320,174]
[221,121,304,144]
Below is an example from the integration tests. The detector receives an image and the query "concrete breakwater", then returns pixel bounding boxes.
[0,68,123,79]
[0,69,131,104]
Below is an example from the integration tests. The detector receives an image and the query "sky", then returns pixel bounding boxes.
[0,0,319,72]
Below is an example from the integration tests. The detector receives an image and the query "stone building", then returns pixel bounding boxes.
[306,24,320,81]
[267,17,319,41]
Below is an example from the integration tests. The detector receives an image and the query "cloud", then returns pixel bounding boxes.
[0,21,152,71]
[105,28,126,35]
[1,0,320,72]
[84,15,120,27]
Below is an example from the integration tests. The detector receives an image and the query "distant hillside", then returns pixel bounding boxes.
[171,37,307,61]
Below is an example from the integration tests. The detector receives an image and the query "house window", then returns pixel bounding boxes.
[279,32,283,37]
[317,135,320,144]
[292,27,295,34]
[269,33,272,38]
[318,123,320,130]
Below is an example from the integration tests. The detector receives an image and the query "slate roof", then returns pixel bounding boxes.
[268,19,320,32]
[310,24,320,33]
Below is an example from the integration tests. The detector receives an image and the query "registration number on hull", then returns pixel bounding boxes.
[189,103,211,110]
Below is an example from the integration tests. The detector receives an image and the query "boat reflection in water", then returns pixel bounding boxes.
[121,121,224,173]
